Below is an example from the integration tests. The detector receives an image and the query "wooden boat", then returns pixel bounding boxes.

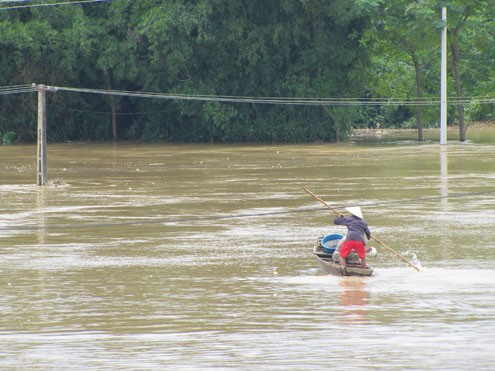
[314,236,374,276]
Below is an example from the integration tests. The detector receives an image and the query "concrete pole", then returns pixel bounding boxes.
[37,84,48,186]
[440,7,448,144]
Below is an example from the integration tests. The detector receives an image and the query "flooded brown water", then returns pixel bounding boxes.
[1,135,495,369]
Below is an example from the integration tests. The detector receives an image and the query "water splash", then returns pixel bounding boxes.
[404,251,423,270]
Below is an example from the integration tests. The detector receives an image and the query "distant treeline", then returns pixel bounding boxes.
[1,0,494,143]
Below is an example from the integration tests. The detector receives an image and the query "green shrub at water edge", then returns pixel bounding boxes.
[3,131,15,144]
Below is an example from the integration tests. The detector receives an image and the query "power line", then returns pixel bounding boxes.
[3,84,495,107]
[0,84,36,95]
[46,85,495,107]
[0,0,109,11]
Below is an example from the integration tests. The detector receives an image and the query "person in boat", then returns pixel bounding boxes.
[333,207,371,269]
[332,234,360,264]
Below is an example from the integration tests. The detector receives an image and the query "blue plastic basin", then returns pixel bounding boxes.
[321,233,344,254]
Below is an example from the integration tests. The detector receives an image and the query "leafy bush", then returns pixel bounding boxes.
[2,131,15,144]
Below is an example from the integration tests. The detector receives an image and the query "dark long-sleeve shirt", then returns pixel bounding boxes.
[333,215,371,243]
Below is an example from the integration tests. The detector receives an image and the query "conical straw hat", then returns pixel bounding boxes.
[345,206,363,219]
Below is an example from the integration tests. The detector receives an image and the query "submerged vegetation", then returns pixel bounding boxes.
[1,0,494,143]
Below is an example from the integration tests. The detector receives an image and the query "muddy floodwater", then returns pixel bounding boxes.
[1,134,495,369]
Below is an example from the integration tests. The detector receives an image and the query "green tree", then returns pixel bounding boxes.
[3,0,495,143]
[444,0,495,139]
[364,0,443,141]
[136,0,376,142]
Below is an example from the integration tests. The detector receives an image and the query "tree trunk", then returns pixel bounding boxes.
[451,28,466,141]
[104,71,118,141]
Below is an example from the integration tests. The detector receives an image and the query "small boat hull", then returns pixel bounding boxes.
[314,243,374,277]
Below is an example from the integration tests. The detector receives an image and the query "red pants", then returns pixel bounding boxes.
[340,240,366,259]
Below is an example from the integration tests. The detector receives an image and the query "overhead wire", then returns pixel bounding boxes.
[44,85,495,107]
[0,84,36,95]
[0,0,108,11]
[2,84,495,107]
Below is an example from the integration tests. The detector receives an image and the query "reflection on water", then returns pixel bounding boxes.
[36,186,47,245]
[1,141,495,369]
[339,277,369,325]
[440,145,448,209]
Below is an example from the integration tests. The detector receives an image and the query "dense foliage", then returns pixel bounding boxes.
[1,0,494,143]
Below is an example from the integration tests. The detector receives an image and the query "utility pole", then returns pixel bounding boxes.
[440,7,448,145]
[36,84,48,185]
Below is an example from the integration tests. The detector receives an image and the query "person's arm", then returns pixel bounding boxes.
[333,214,347,225]
[364,225,371,240]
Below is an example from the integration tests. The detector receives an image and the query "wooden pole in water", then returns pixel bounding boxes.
[36,84,48,186]
[302,187,420,271]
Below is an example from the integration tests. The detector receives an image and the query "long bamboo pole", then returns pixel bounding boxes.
[303,187,420,272]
